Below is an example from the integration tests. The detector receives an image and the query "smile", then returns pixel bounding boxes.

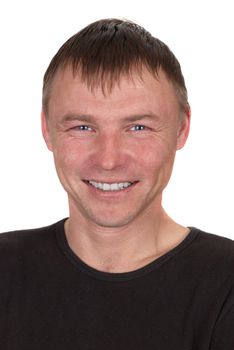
[87,180,133,191]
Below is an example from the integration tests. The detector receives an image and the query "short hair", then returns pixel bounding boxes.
[42,18,189,115]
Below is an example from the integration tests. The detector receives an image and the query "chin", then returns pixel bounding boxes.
[86,211,137,229]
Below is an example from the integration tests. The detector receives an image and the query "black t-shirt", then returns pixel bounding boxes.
[0,219,234,349]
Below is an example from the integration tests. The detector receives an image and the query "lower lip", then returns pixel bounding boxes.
[83,181,138,197]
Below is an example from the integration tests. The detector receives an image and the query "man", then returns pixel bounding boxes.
[0,18,233,349]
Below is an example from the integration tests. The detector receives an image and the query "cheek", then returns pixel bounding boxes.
[136,139,175,171]
[53,140,84,173]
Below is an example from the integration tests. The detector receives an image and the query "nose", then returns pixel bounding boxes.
[93,132,126,171]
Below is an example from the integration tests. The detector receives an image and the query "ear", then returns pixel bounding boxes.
[41,109,53,151]
[176,107,191,150]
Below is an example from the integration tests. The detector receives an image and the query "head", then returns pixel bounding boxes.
[41,19,190,229]
[42,18,189,117]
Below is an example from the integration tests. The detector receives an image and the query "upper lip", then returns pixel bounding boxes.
[84,180,137,184]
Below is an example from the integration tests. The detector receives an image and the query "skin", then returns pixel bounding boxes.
[42,67,190,272]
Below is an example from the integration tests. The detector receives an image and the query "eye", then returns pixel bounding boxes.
[130,124,146,131]
[73,125,93,131]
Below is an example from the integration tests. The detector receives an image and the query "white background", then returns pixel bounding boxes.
[0,0,233,238]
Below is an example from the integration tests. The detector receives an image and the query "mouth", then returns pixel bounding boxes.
[84,180,137,192]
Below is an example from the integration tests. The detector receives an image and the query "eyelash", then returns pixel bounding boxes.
[73,125,93,131]
[70,124,148,132]
[130,124,146,131]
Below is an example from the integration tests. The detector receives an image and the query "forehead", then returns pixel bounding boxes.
[47,66,180,119]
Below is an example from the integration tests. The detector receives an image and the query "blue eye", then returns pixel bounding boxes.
[76,125,92,131]
[130,125,146,131]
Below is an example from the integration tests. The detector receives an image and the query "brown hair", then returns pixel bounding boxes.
[42,18,189,114]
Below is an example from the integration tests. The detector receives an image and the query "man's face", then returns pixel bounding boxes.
[42,67,189,228]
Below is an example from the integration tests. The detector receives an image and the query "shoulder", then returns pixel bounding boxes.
[192,228,234,255]
[0,220,67,316]
[188,227,234,275]
[0,219,66,260]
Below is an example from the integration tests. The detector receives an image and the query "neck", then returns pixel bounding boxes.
[64,204,189,273]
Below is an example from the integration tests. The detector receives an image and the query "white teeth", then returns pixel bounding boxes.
[103,183,110,191]
[88,181,132,191]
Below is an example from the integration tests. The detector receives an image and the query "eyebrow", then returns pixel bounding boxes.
[124,113,160,123]
[59,112,160,124]
[60,114,95,123]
